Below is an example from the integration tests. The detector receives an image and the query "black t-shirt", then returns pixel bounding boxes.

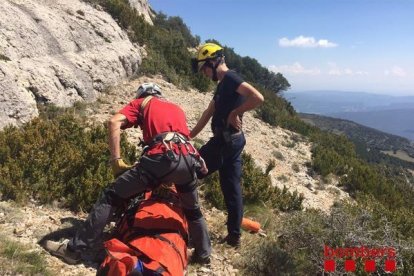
[211,70,245,131]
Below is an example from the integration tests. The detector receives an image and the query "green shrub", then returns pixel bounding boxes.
[0,53,10,61]
[76,9,85,16]
[201,171,225,209]
[292,163,300,173]
[272,150,284,161]
[265,159,276,175]
[283,140,296,148]
[277,175,289,182]
[256,90,295,127]
[191,138,204,150]
[256,90,414,220]
[84,0,150,45]
[202,152,303,212]
[241,201,414,275]
[0,111,138,211]
[83,1,290,94]
[220,43,291,94]
[239,239,299,275]
[190,73,213,92]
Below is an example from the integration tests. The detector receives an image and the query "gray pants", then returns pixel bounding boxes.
[69,152,211,259]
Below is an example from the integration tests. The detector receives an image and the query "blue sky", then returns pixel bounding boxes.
[148,0,414,95]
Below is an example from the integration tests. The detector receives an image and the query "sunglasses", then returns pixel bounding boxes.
[191,58,213,74]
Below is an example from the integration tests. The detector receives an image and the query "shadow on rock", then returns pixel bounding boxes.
[38,216,105,269]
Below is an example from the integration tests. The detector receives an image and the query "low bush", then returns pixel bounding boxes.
[202,152,303,212]
[240,200,414,275]
[0,53,11,61]
[0,108,138,211]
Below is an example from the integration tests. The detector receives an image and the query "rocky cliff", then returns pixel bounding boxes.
[0,0,152,128]
[128,0,154,24]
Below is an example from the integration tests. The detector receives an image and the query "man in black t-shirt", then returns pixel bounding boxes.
[191,43,264,247]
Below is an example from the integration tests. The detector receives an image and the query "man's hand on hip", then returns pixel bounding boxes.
[227,110,242,130]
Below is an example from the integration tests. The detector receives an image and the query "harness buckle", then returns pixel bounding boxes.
[162,139,177,161]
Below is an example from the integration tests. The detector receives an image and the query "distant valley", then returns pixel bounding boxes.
[300,113,414,168]
[329,109,414,141]
[285,90,414,141]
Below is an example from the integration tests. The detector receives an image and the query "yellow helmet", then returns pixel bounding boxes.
[192,43,224,73]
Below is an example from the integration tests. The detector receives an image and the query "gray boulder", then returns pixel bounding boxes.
[0,0,150,128]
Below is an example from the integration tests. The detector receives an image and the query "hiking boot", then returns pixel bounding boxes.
[190,253,211,265]
[43,240,81,265]
[219,234,240,248]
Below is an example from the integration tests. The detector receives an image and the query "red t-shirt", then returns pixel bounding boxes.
[119,97,191,155]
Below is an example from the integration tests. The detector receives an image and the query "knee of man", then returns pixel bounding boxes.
[176,181,196,193]
[196,170,207,179]
[183,207,203,221]
[102,188,124,207]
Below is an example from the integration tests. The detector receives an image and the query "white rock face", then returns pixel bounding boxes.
[128,0,154,25]
[0,0,150,128]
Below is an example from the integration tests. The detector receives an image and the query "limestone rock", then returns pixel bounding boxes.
[0,0,149,128]
[127,0,154,25]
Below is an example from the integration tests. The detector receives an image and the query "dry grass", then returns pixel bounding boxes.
[0,233,51,275]
[382,150,414,163]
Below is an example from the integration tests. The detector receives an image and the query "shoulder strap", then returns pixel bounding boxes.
[140,95,153,111]
[138,96,153,124]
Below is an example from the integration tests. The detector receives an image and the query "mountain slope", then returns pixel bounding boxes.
[0,76,350,275]
[285,90,414,141]
[286,90,414,114]
[330,109,414,141]
[90,76,349,212]
[300,113,414,167]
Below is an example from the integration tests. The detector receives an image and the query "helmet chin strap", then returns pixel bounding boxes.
[212,68,218,81]
[206,58,222,81]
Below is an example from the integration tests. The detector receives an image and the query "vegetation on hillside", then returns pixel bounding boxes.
[205,39,291,94]
[0,104,303,215]
[256,92,414,273]
[0,105,138,211]
[202,152,304,212]
[82,0,205,89]
[83,0,291,95]
[1,1,413,274]
[239,200,414,275]
[300,113,414,168]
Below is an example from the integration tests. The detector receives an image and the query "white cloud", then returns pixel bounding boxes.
[328,68,342,76]
[269,62,321,75]
[327,63,368,76]
[384,66,407,77]
[269,62,369,78]
[279,35,338,48]
[354,71,369,76]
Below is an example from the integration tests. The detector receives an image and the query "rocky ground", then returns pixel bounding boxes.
[0,197,244,275]
[0,75,350,275]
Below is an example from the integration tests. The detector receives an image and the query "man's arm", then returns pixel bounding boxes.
[108,113,129,160]
[190,99,215,138]
[227,82,264,130]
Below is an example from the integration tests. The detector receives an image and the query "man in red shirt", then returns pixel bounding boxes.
[44,83,211,265]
